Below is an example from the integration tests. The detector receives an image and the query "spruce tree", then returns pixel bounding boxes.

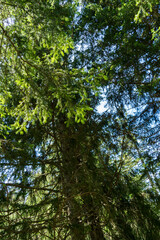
[0,1,160,239]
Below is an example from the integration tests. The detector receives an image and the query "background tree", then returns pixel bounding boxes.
[0,0,160,239]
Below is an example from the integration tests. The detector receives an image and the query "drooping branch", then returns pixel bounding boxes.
[0,182,58,192]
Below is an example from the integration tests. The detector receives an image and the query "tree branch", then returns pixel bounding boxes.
[0,182,57,192]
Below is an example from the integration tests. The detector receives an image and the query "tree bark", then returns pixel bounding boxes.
[56,118,106,240]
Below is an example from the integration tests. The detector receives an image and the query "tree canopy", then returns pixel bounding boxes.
[0,0,160,239]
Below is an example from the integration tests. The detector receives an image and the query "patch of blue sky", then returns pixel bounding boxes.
[3,17,14,27]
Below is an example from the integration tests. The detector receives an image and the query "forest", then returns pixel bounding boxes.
[0,0,160,239]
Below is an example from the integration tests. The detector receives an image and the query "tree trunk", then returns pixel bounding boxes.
[56,119,106,240]
[82,194,106,240]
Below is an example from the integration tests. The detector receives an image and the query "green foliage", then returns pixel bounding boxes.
[0,0,160,239]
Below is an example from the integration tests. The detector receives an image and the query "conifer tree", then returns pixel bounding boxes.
[0,1,160,239]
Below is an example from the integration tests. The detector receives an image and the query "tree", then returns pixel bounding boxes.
[0,0,160,239]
